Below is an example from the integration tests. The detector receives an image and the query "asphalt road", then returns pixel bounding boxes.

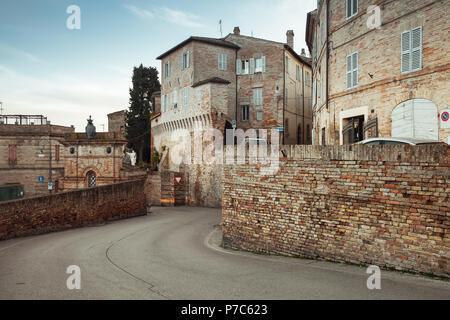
[0,206,448,299]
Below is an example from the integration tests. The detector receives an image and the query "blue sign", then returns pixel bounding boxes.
[232,120,237,128]
[276,126,284,132]
[48,182,53,190]
[38,176,44,183]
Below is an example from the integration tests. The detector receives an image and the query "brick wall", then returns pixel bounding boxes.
[222,145,449,277]
[0,179,146,240]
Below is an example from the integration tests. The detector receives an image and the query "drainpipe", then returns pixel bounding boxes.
[49,124,52,193]
[283,51,286,145]
[326,0,330,144]
[302,63,305,144]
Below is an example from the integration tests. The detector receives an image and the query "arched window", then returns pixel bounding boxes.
[391,99,438,140]
[87,171,96,188]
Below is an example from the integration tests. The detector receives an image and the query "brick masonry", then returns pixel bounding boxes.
[0,179,147,240]
[222,144,449,277]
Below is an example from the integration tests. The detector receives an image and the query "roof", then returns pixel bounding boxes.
[107,110,126,117]
[192,77,231,88]
[157,36,240,60]
[359,137,446,145]
[306,10,318,54]
[284,44,311,67]
[150,112,161,121]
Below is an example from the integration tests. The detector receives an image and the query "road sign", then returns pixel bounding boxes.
[276,126,284,132]
[440,109,450,129]
[47,182,53,190]
[232,120,237,129]
[38,176,44,183]
[174,176,182,184]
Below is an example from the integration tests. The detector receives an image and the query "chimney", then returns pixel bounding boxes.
[233,26,240,35]
[286,30,294,49]
[301,48,306,57]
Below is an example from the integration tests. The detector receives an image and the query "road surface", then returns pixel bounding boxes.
[0,206,448,299]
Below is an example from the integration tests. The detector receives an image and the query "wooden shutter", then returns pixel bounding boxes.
[181,53,184,70]
[261,56,266,72]
[223,54,227,70]
[218,54,222,70]
[346,55,352,88]
[55,144,60,161]
[411,27,422,71]
[250,58,255,74]
[236,59,242,74]
[9,144,17,162]
[401,30,411,73]
[352,52,358,87]
[167,61,170,76]
[187,51,190,68]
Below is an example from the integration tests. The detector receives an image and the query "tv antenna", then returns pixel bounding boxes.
[0,102,4,115]
[219,19,223,37]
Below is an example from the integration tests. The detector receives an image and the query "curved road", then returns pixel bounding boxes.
[0,207,448,299]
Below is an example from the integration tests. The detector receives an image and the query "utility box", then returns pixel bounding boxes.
[0,184,25,202]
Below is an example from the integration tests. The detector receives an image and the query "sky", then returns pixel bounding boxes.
[0,0,317,131]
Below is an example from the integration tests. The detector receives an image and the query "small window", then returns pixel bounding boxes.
[241,105,249,121]
[218,53,227,70]
[181,51,190,70]
[257,111,263,121]
[255,58,264,73]
[87,171,97,188]
[322,127,326,145]
[163,61,170,78]
[70,147,75,154]
[401,27,422,74]
[253,88,263,106]
[8,144,17,163]
[106,146,112,154]
[346,0,358,19]
[346,52,358,89]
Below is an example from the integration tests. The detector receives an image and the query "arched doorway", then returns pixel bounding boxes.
[391,98,438,140]
[86,170,97,188]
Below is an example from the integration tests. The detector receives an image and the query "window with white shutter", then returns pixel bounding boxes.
[257,111,263,121]
[402,27,422,74]
[261,56,266,72]
[250,58,255,74]
[236,59,242,74]
[346,52,358,89]
[183,87,189,106]
[253,88,263,105]
[218,53,227,70]
[346,0,358,19]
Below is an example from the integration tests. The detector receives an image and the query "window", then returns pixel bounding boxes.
[253,88,263,106]
[307,124,311,141]
[257,111,263,121]
[296,65,301,81]
[305,71,311,87]
[8,144,17,164]
[163,61,170,78]
[321,127,326,145]
[181,51,190,70]
[55,145,60,161]
[173,91,178,108]
[346,0,358,19]
[218,53,227,70]
[346,52,358,89]
[241,105,249,121]
[87,171,96,188]
[236,59,249,75]
[162,94,168,112]
[254,57,266,73]
[183,87,189,106]
[402,27,422,74]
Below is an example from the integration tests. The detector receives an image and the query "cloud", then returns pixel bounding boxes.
[0,43,44,63]
[123,4,154,19]
[159,7,205,28]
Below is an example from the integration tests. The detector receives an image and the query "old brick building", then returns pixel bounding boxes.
[151,28,312,206]
[107,110,126,133]
[306,0,450,145]
[62,117,127,190]
[0,115,74,197]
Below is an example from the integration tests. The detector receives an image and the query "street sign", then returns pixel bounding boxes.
[276,126,284,132]
[47,182,53,190]
[440,109,450,129]
[232,120,237,129]
[38,176,44,183]
[174,176,182,184]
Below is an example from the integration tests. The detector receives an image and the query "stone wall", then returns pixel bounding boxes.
[0,179,146,240]
[222,145,450,277]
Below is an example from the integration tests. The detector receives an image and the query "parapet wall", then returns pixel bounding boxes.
[222,145,450,277]
[0,179,147,240]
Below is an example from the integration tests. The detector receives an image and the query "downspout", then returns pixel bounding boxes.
[326,0,330,144]
[49,125,52,193]
[302,63,305,144]
[283,51,286,145]
[235,48,238,128]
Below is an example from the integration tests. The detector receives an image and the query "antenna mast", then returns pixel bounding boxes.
[219,19,223,37]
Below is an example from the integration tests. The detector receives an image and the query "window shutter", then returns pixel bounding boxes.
[352,52,358,87]
[181,53,184,70]
[224,54,227,70]
[55,145,60,161]
[9,144,17,162]
[346,0,351,18]
[187,51,190,68]
[262,56,266,72]
[167,61,170,77]
[250,58,255,74]
[352,0,358,15]
[236,59,242,75]
[411,27,422,71]
[401,30,411,73]
[346,55,352,88]
[218,54,221,70]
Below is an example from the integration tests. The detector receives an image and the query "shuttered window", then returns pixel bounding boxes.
[55,145,60,161]
[181,51,190,70]
[346,0,358,19]
[402,27,422,74]
[253,88,263,105]
[218,53,227,70]
[8,144,17,163]
[241,105,249,121]
[183,87,189,106]
[346,52,358,89]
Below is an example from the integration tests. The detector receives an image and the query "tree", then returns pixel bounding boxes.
[125,64,160,163]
